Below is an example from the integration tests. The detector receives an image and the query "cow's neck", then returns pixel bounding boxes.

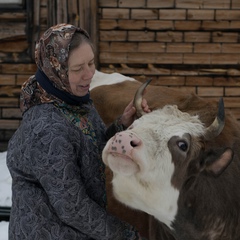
[113,175,180,229]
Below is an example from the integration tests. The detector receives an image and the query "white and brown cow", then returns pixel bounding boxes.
[93,78,240,240]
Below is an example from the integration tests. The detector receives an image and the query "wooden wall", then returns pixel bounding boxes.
[0,1,35,151]
[0,0,240,151]
[98,0,240,120]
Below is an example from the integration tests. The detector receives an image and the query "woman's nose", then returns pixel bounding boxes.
[83,66,95,80]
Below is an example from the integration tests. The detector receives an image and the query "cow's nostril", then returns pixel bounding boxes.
[130,140,140,147]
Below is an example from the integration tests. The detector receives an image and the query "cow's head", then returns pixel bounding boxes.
[102,81,233,229]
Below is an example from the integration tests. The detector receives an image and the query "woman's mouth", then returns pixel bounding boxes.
[80,84,90,90]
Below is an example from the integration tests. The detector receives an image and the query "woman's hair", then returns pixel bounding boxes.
[69,32,95,54]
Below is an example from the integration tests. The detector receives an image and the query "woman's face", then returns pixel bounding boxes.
[68,43,95,97]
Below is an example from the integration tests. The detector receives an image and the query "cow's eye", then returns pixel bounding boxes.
[178,141,188,152]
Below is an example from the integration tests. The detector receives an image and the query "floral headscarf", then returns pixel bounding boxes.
[20,23,91,113]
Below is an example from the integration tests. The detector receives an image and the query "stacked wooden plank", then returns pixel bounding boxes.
[98,0,240,122]
[0,1,38,151]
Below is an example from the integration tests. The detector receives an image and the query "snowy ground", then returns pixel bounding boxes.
[0,151,11,240]
[0,221,8,240]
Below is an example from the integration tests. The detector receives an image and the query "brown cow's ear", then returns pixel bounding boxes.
[204,148,234,176]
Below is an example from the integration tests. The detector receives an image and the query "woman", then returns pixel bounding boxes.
[7,23,149,239]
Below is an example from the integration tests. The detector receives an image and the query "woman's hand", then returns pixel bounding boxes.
[120,98,151,128]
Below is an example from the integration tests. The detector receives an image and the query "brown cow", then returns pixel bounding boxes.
[91,75,240,240]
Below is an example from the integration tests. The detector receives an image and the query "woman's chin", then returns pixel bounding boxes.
[73,89,89,97]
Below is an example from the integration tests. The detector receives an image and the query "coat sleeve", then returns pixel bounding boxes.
[29,118,141,240]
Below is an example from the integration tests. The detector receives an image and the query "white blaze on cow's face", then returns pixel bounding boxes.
[102,105,205,228]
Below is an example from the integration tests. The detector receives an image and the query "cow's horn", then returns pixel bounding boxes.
[133,79,152,118]
[204,98,225,140]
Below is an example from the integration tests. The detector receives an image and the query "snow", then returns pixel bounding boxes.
[0,221,8,240]
[0,70,134,239]
[0,152,11,207]
[0,151,11,240]
[90,70,136,90]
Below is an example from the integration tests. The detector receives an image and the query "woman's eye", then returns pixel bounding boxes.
[73,68,82,72]
[178,141,188,152]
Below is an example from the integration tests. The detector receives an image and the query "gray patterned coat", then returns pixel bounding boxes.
[7,103,139,240]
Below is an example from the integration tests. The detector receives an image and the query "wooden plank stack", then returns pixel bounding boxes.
[98,0,240,123]
[0,0,97,151]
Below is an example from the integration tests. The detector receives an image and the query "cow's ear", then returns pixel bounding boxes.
[202,148,234,176]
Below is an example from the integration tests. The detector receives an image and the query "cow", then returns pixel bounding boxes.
[100,79,240,240]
